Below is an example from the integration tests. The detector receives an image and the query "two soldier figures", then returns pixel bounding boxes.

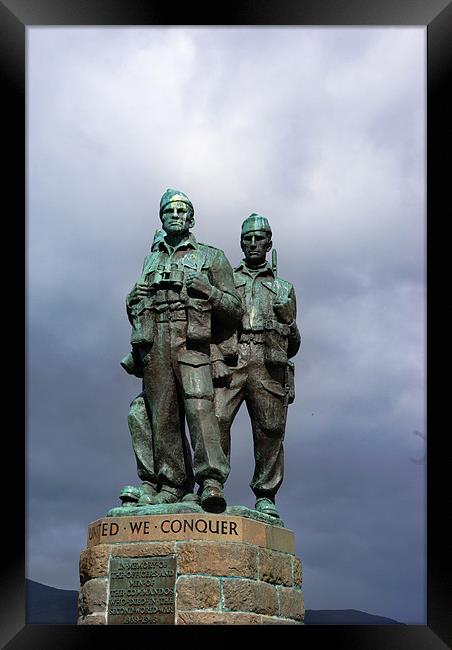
[120,189,300,520]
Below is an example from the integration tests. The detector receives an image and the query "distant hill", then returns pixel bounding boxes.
[305,609,402,625]
[26,579,402,625]
[27,579,79,624]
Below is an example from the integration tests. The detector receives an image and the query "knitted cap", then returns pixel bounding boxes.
[241,213,272,236]
[159,188,193,216]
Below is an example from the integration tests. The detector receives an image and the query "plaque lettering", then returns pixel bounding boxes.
[87,515,246,547]
[108,556,176,625]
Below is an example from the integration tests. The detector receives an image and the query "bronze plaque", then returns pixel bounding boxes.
[108,555,176,625]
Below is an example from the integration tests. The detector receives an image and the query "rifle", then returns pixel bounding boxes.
[271,248,295,411]
[272,249,278,278]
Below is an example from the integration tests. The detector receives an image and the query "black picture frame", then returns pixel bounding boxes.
[2,0,449,647]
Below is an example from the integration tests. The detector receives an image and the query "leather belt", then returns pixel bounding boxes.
[240,331,265,344]
[155,308,187,323]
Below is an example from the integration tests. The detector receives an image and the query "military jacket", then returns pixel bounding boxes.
[229,260,301,365]
[126,233,243,347]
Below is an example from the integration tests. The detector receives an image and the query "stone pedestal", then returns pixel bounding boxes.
[78,512,304,625]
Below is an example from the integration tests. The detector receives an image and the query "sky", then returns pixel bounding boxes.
[27,27,426,624]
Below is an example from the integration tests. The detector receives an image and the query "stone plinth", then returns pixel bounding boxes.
[78,513,304,625]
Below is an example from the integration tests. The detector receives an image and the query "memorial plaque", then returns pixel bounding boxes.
[108,555,176,625]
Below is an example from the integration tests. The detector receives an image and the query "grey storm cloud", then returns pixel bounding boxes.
[27,27,425,624]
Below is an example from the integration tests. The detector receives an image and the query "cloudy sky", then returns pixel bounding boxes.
[27,27,426,624]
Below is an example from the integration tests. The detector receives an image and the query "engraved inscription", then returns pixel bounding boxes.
[87,515,243,546]
[108,556,176,625]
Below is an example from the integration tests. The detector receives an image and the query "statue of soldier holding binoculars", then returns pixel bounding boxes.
[121,189,243,513]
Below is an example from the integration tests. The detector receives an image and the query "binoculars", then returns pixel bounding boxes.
[148,263,184,290]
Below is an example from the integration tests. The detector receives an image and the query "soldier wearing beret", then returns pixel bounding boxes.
[214,214,301,519]
[123,189,243,512]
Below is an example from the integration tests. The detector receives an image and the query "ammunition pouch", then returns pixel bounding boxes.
[129,296,155,346]
[263,319,289,366]
[186,298,212,343]
[178,350,214,400]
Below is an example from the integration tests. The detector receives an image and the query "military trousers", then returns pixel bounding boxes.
[140,316,230,492]
[127,391,194,494]
[214,340,287,499]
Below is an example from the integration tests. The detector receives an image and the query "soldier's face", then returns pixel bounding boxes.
[161,201,194,236]
[241,230,271,266]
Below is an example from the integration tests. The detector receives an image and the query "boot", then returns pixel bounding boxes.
[255,497,279,518]
[200,479,226,513]
[182,492,201,504]
[136,481,158,505]
[144,485,183,505]
[119,485,141,506]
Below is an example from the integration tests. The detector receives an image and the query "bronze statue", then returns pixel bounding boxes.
[123,189,243,512]
[213,214,301,519]
[120,229,195,508]
[117,391,196,507]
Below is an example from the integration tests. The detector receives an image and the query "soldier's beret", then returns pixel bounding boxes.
[241,213,272,236]
[159,188,194,216]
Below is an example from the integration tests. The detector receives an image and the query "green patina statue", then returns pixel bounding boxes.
[121,189,243,513]
[118,390,195,506]
[213,214,301,519]
[118,196,300,524]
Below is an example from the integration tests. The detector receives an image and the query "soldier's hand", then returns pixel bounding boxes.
[129,281,150,302]
[211,359,232,381]
[186,272,212,298]
[273,300,293,324]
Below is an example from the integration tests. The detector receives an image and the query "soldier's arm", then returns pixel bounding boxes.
[207,250,244,321]
[210,343,231,380]
[274,285,301,357]
[286,287,301,359]
[126,255,152,309]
